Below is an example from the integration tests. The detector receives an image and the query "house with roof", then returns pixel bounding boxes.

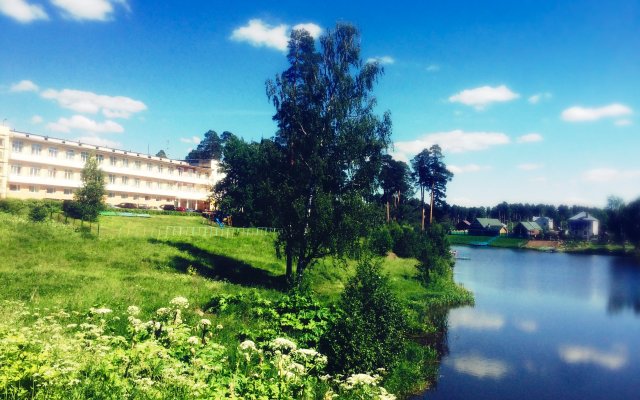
[455,219,471,232]
[513,221,542,238]
[532,216,554,231]
[469,218,508,236]
[568,212,599,240]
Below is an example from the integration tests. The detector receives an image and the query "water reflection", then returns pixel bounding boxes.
[607,258,640,314]
[445,353,511,379]
[513,318,538,333]
[448,309,505,331]
[558,344,628,370]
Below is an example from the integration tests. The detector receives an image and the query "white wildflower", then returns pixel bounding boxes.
[169,296,189,309]
[66,324,78,329]
[239,340,257,352]
[89,307,112,315]
[156,307,171,317]
[216,324,223,330]
[187,336,200,345]
[127,306,141,316]
[344,373,378,388]
[200,318,211,327]
[270,337,297,352]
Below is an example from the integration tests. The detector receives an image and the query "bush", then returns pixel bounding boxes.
[389,223,421,258]
[62,200,83,219]
[321,257,407,374]
[368,225,393,256]
[416,223,454,285]
[29,203,49,222]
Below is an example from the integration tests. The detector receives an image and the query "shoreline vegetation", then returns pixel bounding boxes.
[448,234,635,256]
[0,212,472,399]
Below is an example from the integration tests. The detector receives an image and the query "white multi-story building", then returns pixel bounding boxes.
[0,126,222,210]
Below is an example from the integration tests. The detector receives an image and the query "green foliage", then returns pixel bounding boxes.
[28,203,48,222]
[0,198,61,217]
[622,197,640,249]
[155,149,167,158]
[411,145,453,228]
[388,223,421,258]
[322,257,407,375]
[369,225,393,256]
[73,154,106,222]
[185,130,225,162]
[265,23,392,287]
[416,224,454,285]
[0,299,395,400]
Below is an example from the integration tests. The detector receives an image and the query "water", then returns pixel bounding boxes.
[419,246,640,400]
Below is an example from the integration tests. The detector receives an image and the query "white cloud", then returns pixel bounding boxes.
[558,345,627,370]
[394,130,510,159]
[231,19,290,51]
[180,136,201,145]
[528,92,552,104]
[0,0,48,23]
[518,163,543,171]
[47,115,124,134]
[517,133,543,143]
[449,85,519,110]
[582,168,640,183]
[292,23,322,38]
[231,19,322,52]
[75,135,122,148]
[41,88,146,118]
[513,319,538,333]
[30,115,43,124]
[426,64,440,72]
[51,0,128,21]
[446,354,510,379]
[366,56,395,65]
[10,79,39,92]
[447,164,490,174]
[449,310,505,330]
[561,103,632,122]
[615,119,632,126]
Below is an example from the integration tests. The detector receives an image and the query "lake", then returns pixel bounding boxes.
[418,246,640,400]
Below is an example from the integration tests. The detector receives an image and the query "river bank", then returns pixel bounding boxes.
[448,234,635,256]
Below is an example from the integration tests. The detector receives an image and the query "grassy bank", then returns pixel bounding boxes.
[0,213,471,398]
[448,234,527,248]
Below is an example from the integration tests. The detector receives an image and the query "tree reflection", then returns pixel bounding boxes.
[607,258,640,315]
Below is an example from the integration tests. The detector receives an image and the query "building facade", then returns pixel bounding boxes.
[0,127,222,210]
[568,211,599,240]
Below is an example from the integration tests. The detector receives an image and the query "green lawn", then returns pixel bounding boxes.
[447,234,527,248]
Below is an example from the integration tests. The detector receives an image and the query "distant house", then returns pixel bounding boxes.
[513,221,542,238]
[455,220,471,231]
[568,212,599,240]
[469,218,508,236]
[532,216,554,231]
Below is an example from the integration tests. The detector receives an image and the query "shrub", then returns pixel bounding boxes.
[62,199,83,219]
[368,225,393,256]
[416,223,454,285]
[321,257,407,374]
[28,203,49,222]
[389,223,421,258]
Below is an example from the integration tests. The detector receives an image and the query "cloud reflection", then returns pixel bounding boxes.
[448,309,505,330]
[446,354,511,379]
[558,345,627,370]
[514,319,538,333]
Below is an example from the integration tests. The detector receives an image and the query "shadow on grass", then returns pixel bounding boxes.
[150,238,286,291]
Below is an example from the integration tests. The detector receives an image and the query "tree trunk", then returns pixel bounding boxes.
[386,200,390,223]
[429,184,435,224]
[421,187,425,231]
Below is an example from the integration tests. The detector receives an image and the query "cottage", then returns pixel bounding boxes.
[532,216,554,231]
[568,212,599,240]
[469,218,508,236]
[455,220,471,231]
[513,221,542,238]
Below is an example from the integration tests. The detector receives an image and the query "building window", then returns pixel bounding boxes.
[147,163,152,171]
[31,144,42,155]
[96,154,104,164]
[121,193,128,199]
[29,186,37,193]
[145,196,150,201]
[134,178,140,188]
[30,167,40,177]
[110,156,117,166]
[64,188,72,195]
[11,165,21,175]
[12,140,23,153]
[123,159,129,168]
[108,174,116,184]
[48,147,58,158]
[133,195,139,200]
[48,168,57,178]
[46,187,55,194]
[135,161,141,169]
[108,192,115,198]
[81,152,89,162]
[169,167,174,175]
[158,165,163,174]
[66,150,75,160]
[122,176,129,185]
[0,138,3,146]
[146,181,152,188]
[178,168,183,176]
[64,170,73,179]
[9,184,20,191]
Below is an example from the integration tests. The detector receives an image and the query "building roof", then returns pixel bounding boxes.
[517,221,542,231]
[533,216,553,222]
[475,218,505,228]
[569,211,599,222]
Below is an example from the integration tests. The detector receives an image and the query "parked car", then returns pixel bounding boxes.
[116,202,137,209]
[175,206,186,212]
[137,204,152,210]
[162,204,176,211]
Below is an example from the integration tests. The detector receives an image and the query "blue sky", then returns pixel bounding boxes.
[1,0,639,207]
